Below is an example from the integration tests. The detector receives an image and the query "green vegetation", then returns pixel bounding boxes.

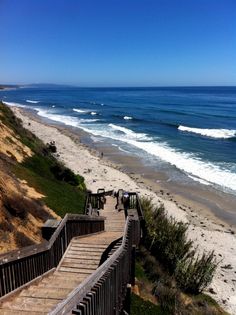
[0,102,86,216]
[175,251,217,294]
[135,261,148,280]
[131,293,162,315]
[133,197,227,315]
[141,197,217,293]
[13,164,86,216]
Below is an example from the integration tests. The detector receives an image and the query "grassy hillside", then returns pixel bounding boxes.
[0,102,86,217]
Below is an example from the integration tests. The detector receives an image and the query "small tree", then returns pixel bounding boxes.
[141,197,193,272]
[175,251,217,294]
[140,197,218,294]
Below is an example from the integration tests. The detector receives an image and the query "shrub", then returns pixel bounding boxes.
[140,197,217,294]
[50,164,85,187]
[141,197,193,273]
[175,251,217,294]
[3,194,28,219]
[154,283,179,315]
[131,293,163,315]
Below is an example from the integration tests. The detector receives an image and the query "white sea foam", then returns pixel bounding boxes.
[108,124,151,141]
[124,139,236,192]
[73,108,88,113]
[36,108,80,127]
[123,116,133,120]
[178,125,236,139]
[3,101,26,108]
[26,100,39,104]
[36,108,99,127]
[77,123,236,192]
[19,105,235,192]
[80,119,99,123]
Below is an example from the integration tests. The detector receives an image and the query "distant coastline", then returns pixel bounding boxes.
[0,84,19,90]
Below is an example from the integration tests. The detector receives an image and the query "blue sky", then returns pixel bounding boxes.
[0,0,235,86]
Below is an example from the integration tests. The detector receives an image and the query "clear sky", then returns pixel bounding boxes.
[0,0,235,86]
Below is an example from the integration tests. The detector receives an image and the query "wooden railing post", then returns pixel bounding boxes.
[131,245,136,286]
[122,283,131,315]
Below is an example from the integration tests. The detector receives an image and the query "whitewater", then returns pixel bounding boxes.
[178,125,236,139]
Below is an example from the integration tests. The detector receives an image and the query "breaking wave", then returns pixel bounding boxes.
[108,124,151,141]
[76,123,236,192]
[123,116,133,120]
[73,108,88,113]
[36,108,99,126]
[178,125,236,139]
[26,100,39,104]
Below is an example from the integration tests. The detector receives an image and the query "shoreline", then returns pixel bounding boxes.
[11,106,236,314]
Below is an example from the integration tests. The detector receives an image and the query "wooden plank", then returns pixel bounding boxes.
[60,262,98,269]
[20,287,71,300]
[58,267,94,274]
[62,258,99,265]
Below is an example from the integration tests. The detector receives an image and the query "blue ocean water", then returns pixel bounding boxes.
[1,86,236,193]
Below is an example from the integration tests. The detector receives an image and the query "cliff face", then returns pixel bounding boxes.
[0,107,60,254]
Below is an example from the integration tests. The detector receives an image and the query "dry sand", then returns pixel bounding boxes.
[13,107,236,314]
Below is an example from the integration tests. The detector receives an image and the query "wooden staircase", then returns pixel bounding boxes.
[0,196,125,314]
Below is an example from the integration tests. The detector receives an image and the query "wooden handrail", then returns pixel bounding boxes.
[49,216,140,315]
[0,214,105,297]
[84,190,114,214]
[0,215,104,264]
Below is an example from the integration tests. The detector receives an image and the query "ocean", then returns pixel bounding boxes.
[1,86,236,195]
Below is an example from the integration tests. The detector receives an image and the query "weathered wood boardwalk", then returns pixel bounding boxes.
[0,196,125,314]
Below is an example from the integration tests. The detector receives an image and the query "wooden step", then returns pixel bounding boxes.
[58,266,95,274]
[1,296,58,312]
[42,275,87,284]
[62,258,99,265]
[20,287,71,299]
[69,247,105,253]
[70,243,108,249]
[65,254,101,260]
[67,249,104,255]
[36,282,80,290]
[60,262,98,269]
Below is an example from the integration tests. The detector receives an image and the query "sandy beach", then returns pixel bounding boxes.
[12,107,236,314]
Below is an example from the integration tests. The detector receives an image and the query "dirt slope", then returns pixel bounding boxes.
[0,115,60,254]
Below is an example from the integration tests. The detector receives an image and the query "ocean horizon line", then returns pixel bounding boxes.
[1,84,236,89]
